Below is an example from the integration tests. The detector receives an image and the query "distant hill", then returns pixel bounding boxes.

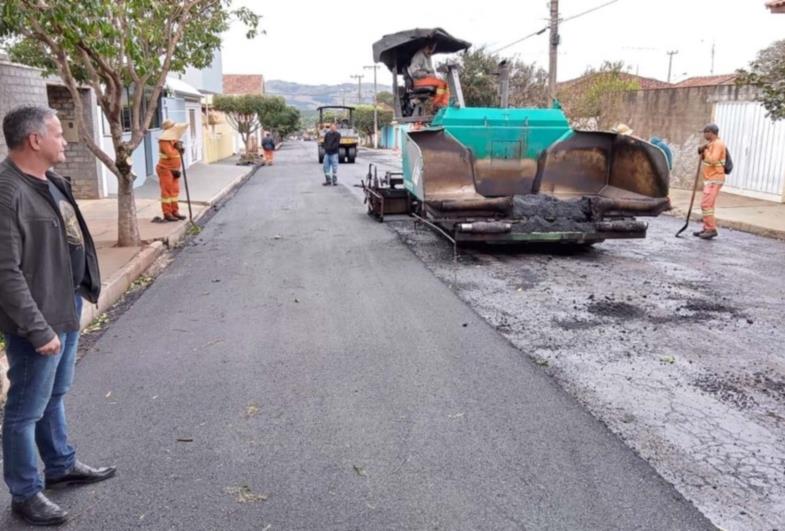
[265,80,392,111]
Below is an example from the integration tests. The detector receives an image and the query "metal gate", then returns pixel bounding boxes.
[715,101,785,201]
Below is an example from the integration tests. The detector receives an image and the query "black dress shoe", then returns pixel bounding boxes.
[46,461,116,488]
[11,492,68,526]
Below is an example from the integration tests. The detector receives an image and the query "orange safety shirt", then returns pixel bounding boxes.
[158,140,182,171]
[702,138,726,183]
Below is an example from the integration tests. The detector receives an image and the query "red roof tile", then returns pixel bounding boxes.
[673,74,737,88]
[557,72,672,92]
[767,0,785,11]
[223,74,265,95]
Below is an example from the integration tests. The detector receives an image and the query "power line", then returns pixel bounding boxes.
[561,0,621,24]
[492,0,622,54]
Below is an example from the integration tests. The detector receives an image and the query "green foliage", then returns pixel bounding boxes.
[457,47,499,107]
[454,47,548,108]
[737,40,785,121]
[558,61,640,121]
[213,94,300,146]
[259,97,300,137]
[375,91,394,106]
[352,105,393,137]
[1,1,259,83]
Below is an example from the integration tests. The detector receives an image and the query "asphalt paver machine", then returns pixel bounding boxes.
[363,28,671,246]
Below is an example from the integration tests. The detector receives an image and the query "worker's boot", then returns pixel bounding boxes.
[692,230,704,237]
[698,229,718,240]
[172,212,186,220]
[164,213,180,222]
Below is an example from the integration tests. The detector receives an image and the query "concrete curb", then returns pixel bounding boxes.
[160,166,258,247]
[1,166,257,405]
[79,242,166,330]
[664,208,785,241]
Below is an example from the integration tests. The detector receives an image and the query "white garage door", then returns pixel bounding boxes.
[715,101,785,201]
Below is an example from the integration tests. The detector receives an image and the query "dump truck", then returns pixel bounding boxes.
[316,105,360,164]
[363,28,671,245]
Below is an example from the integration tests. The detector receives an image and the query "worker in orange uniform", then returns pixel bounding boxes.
[695,123,726,240]
[408,42,449,109]
[156,119,188,222]
[262,132,276,165]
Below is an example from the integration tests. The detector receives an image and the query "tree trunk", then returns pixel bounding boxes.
[116,151,141,247]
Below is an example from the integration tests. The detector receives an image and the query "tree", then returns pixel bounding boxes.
[375,91,394,107]
[212,95,265,155]
[257,96,300,138]
[352,105,393,144]
[557,61,640,128]
[213,95,300,146]
[456,47,499,107]
[0,1,259,246]
[454,47,548,108]
[737,40,785,121]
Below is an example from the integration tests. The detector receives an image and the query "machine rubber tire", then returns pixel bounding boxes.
[318,155,324,163]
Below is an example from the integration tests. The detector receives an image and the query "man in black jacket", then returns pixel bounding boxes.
[322,123,341,186]
[0,106,115,526]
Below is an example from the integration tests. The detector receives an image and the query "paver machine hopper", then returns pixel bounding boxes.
[364,28,671,245]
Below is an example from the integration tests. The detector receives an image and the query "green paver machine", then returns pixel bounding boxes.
[363,28,671,245]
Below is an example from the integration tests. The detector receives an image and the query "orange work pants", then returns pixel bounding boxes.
[156,165,181,216]
[264,149,274,164]
[414,76,450,108]
[701,182,722,231]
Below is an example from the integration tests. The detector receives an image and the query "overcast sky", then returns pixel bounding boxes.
[221,0,783,86]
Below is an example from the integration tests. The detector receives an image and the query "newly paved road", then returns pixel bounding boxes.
[1,142,713,529]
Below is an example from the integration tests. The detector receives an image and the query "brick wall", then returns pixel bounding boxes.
[47,85,102,198]
[601,85,760,188]
[0,60,49,158]
[0,61,102,198]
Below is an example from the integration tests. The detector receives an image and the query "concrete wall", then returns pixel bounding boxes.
[47,85,103,198]
[602,85,760,188]
[204,114,235,163]
[0,60,49,158]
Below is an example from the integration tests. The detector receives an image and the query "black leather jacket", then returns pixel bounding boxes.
[0,158,101,347]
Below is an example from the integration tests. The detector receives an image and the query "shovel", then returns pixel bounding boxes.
[180,155,194,223]
[675,157,703,238]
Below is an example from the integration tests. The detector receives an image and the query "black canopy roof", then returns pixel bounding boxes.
[372,28,471,74]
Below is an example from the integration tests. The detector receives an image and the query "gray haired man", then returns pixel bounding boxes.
[0,105,115,526]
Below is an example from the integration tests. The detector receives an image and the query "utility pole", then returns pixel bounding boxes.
[666,50,679,83]
[710,41,715,75]
[364,64,380,148]
[498,60,511,108]
[548,0,560,105]
[350,74,364,104]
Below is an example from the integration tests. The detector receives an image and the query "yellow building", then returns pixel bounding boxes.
[202,107,235,163]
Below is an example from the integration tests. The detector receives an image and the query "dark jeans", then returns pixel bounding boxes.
[2,295,82,502]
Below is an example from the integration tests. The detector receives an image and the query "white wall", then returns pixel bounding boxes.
[179,51,223,95]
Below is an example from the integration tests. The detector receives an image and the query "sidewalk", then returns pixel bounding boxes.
[668,188,785,240]
[0,156,258,403]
